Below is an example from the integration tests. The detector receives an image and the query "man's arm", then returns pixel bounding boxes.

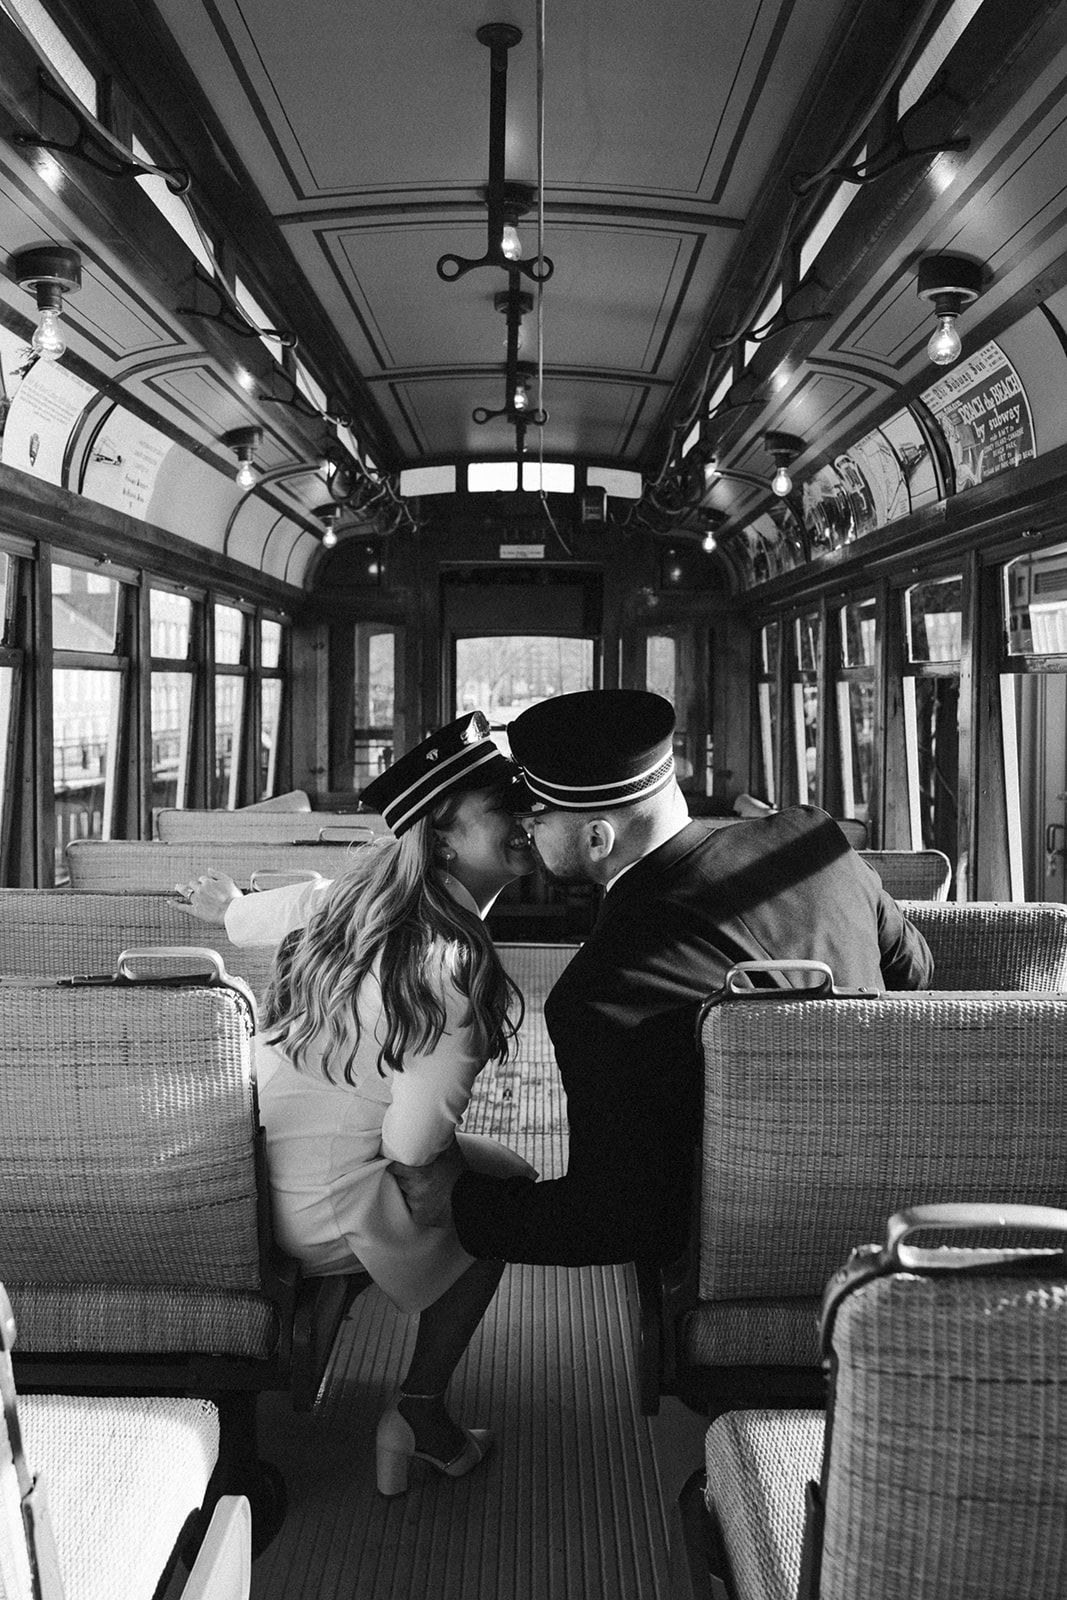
[390,1142,468,1228]
[876,889,935,988]
[449,989,698,1267]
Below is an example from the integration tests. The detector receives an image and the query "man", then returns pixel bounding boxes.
[398,689,933,1269]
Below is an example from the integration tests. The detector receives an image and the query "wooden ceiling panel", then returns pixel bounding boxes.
[287,214,732,383]
[387,372,656,461]
[154,0,853,211]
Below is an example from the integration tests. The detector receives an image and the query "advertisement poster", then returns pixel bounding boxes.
[80,408,175,521]
[922,339,1035,490]
[0,348,96,486]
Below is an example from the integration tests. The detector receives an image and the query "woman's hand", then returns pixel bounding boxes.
[172,868,242,925]
[390,1140,467,1227]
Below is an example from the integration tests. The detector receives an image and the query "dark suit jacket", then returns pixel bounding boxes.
[452,807,933,1267]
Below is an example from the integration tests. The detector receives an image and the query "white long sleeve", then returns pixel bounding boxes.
[224,877,333,946]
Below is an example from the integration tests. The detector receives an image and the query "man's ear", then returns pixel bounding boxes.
[583,816,616,863]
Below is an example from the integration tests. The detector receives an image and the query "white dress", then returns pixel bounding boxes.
[225,878,533,1312]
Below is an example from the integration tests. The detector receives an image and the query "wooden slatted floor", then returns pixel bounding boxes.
[248,944,706,1600]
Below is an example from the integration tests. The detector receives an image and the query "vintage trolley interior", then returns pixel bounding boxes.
[2,0,1067,1597]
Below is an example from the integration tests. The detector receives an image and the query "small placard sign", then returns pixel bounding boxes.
[499,544,545,560]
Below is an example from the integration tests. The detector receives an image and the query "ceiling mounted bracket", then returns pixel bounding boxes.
[791,78,969,197]
[435,24,553,284]
[14,69,191,193]
[178,265,297,347]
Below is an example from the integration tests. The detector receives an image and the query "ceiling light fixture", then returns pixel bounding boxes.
[437,23,552,460]
[10,246,82,362]
[435,28,552,287]
[314,504,340,548]
[495,286,533,351]
[765,432,804,497]
[917,255,982,367]
[223,426,263,490]
[499,183,533,263]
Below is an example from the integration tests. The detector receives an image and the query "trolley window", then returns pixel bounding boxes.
[259,616,286,798]
[999,540,1067,900]
[901,573,961,861]
[754,620,780,807]
[0,550,25,875]
[213,602,248,808]
[354,623,401,789]
[789,610,820,806]
[51,561,132,881]
[834,595,877,823]
[641,629,702,796]
[455,636,594,751]
[149,587,195,812]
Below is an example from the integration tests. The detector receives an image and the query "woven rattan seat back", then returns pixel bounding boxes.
[155,808,389,843]
[66,838,368,891]
[0,981,262,1291]
[1,1280,251,1600]
[0,891,276,997]
[900,899,1067,989]
[241,789,311,810]
[698,993,1067,1302]
[828,818,866,849]
[857,849,951,900]
[807,1206,1067,1600]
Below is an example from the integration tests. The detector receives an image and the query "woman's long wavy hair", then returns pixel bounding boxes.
[262,786,524,1082]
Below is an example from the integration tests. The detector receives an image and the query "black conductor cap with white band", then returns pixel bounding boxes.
[506,691,676,813]
[360,711,517,835]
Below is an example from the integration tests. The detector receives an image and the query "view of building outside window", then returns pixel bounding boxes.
[261,676,282,794]
[0,665,11,807]
[150,590,193,810]
[214,675,245,808]
[260,619,284,795]
[52,564,124,876]
[354,625,397,789]
[213,604,246,806]
[150,588,191,658]
[837,597,877,821]
[455,636,594,750]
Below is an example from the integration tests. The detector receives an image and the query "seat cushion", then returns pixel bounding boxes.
[682,1298,821,1367]
[704,1409,824,1600]
[6,1283,278,1358]
[19,1393,219,1600]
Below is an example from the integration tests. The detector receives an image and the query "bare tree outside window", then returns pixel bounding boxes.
[455,637,594,739]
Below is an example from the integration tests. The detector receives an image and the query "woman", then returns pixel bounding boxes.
[176,712,535,1496]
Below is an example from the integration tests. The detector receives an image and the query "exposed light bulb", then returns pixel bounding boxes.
[704,460,721,485]
[501,222,523,261]
[702,531,717,553]
[235,457,257,489]
[928,313,962,366]
[513,382,529,412]
[31,305,65,361]
[771,464,793,496]
[321,524,338,548]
